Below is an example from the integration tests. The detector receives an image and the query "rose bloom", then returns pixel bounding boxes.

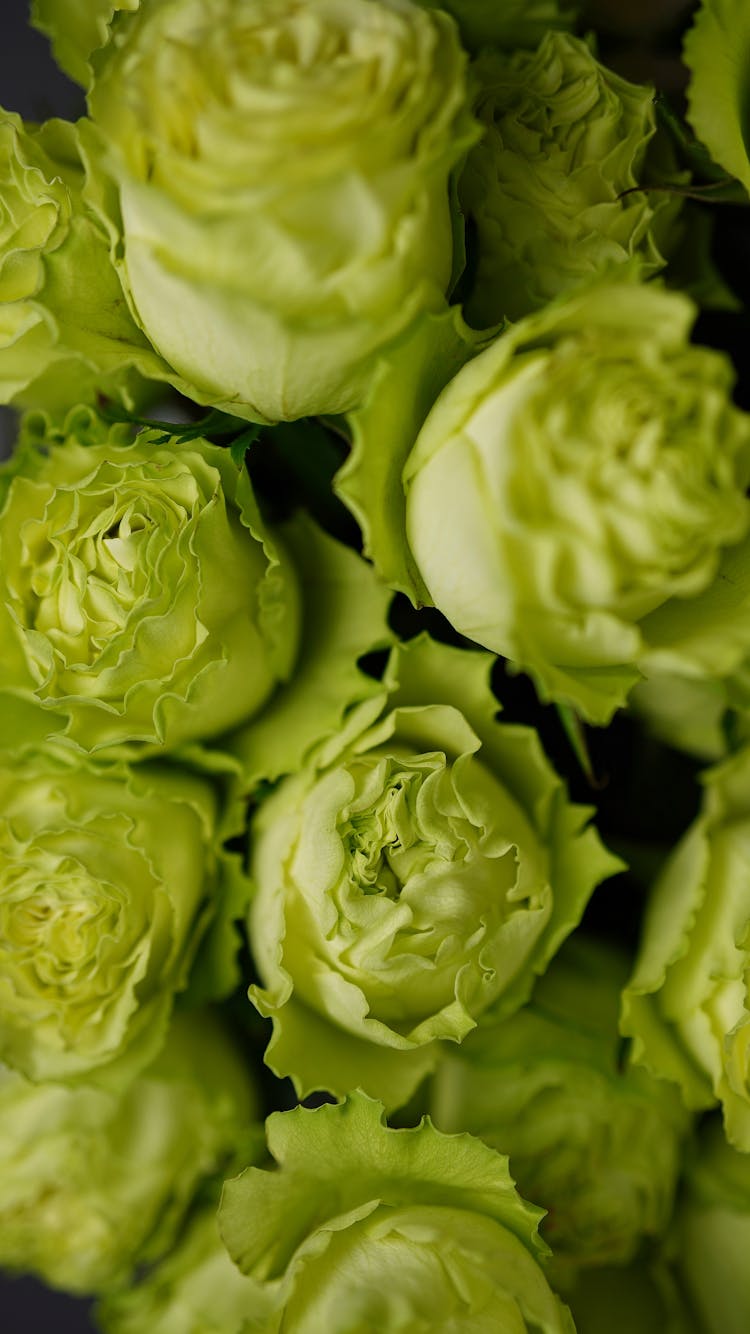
[0,410,300,756]
[247,635,619,1109]
[84,0,478,421]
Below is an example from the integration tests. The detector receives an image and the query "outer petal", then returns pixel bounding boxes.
[676,1117,750,1334]
[219,1094,574,1334]
[684,0,750,196]
[621,822,721,1112]
[31,0,141,87]
[0,1010,258,1295]
[0,113,182,417]
[623,746,750,1148]
[431,935,690,1276]
[98,1197,272,1334]
[336,306,485,602]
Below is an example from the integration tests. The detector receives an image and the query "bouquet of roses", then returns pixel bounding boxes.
[3,0,750,1329]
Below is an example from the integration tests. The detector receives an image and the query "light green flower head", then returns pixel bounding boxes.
[31,0,141,87]
[400,284,750,723]
[622,744,750,1151]
[431,935,691,1277]
[0,746,240,1086]
[676,1117,750,1334]
[248,634,620,1110]
[84,0,478,423]
[219,1092,576,1333]
[0,409,300,757]
[0,110,174,417]
[460,32,682,327]
[0,1010,259,1295]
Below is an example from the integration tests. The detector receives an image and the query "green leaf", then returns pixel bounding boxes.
[228,513,393,789]
[229,423,262,467]
[555,703,598,786]
[683,0,750,198]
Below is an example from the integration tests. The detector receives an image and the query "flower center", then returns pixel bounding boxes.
[4,453,200,691]
[0,855,126,994]
[341,768,432,899]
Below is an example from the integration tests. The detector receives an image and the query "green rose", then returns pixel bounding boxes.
[622,744,750,1150]
[31,0,140,87]
[247,634,620,1109]
[459,32,682,327]
[431,935,691,1276]
[386,285,750,724]
[83,0,478,423]
[0,408,299,756]
[0,746,238,1085]
[0,110,174,417]
[0,1010,259,1295]
[219,1092,576,1332]
[676,1117,750,1334]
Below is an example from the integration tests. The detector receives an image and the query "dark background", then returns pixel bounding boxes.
[1,20,95,1334]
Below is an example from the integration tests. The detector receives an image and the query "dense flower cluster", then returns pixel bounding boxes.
[1,0,750,1330]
